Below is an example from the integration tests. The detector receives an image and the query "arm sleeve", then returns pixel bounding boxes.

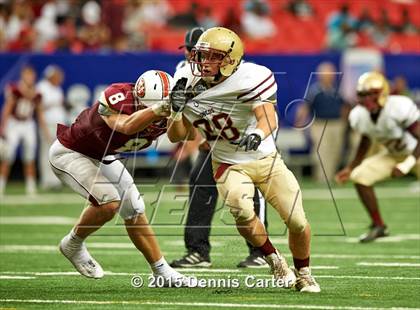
[252,92,277,110]
[97,91,116,116]
[348,107,360,131]
[237,65,277,109]
[97,84,133,116]
[397,98,420,128]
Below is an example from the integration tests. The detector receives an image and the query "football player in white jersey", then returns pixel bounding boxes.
[167,27,320,293]
[336,72,420,242]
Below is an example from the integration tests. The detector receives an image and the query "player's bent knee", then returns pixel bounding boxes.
[100,201,120,221]
[118,185,145,220]
[228,204,255,223]
[287,218,308,234]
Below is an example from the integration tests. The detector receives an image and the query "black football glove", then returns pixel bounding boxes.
[170,78,188,112]
[237,133,262,151]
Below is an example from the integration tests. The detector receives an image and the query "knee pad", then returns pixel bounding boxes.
[287,217,308,234]
[232,207,255,223]
[118,184,145,220]
[226,200,255,223]
[224,190,255,223]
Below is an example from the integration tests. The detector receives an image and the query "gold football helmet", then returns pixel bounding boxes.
[189,27,244,79]
[356,71,389,107]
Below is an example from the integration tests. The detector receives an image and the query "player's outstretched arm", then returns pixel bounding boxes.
[335,135,371,184]
[392,120,420,177]
[167,115,196,142]
[101,107,162,135]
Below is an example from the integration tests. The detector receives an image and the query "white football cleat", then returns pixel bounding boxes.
[265,251,296,288]
[151,270,198,288]
[59,235,104,279]
[294,267,321,293]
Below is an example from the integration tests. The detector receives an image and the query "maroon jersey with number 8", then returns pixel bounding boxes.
[57,83,166,160]
[7,83,41,121]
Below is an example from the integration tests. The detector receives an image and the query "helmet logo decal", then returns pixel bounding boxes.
[136,78,146,98]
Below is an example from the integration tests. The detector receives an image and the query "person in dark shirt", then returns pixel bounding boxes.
[296,62,349,182]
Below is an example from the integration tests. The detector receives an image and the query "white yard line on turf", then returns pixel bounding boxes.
[357,262,420,267]
[310,254,420,259]
[0,276,36,279]
[1,271,420,281]
[0,216,77,225]
[0,299,419,310]
[346,234,420,243]
[1,186,418,205]
[167,268,241,273]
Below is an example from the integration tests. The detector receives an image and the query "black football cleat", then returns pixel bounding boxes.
[169,252,212,268]
[359,225,389,243]
[237,254,268,268]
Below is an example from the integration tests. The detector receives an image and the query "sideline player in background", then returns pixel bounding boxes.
[0,65,51,196]
[336,72,419,242]
[167,27,320,292]
[37,65,67,190]
[49,70,194,286]
[170,27,268,269]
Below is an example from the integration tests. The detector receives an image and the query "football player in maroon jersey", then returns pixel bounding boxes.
[0,65,51,196]
[49,70,195,286]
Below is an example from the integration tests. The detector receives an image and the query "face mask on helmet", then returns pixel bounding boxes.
[189,46,233,78]
[188,27,244,82]
[357,89,382,113]
[134,70,174,109]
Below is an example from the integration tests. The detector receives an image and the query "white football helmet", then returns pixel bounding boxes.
[134,70,174,108]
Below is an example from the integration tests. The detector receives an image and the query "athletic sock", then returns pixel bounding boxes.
[0,177,5,195]
[69,229,84,244]
[293,257,310,271]
[257,238,277,256]
[60,230,84,257]
[150,257,173,276]
[25,177,36,195]
[369,209,385,227]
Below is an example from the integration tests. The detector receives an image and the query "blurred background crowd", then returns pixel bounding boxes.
[0,0,419,54]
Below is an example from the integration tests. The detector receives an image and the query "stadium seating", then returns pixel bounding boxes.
[147,0,419,54]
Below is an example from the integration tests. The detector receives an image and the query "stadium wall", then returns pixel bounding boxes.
[1,52,419,123]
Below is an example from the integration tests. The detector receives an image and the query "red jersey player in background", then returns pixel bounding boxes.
[0,65,51,196]
[49,70,195,286]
